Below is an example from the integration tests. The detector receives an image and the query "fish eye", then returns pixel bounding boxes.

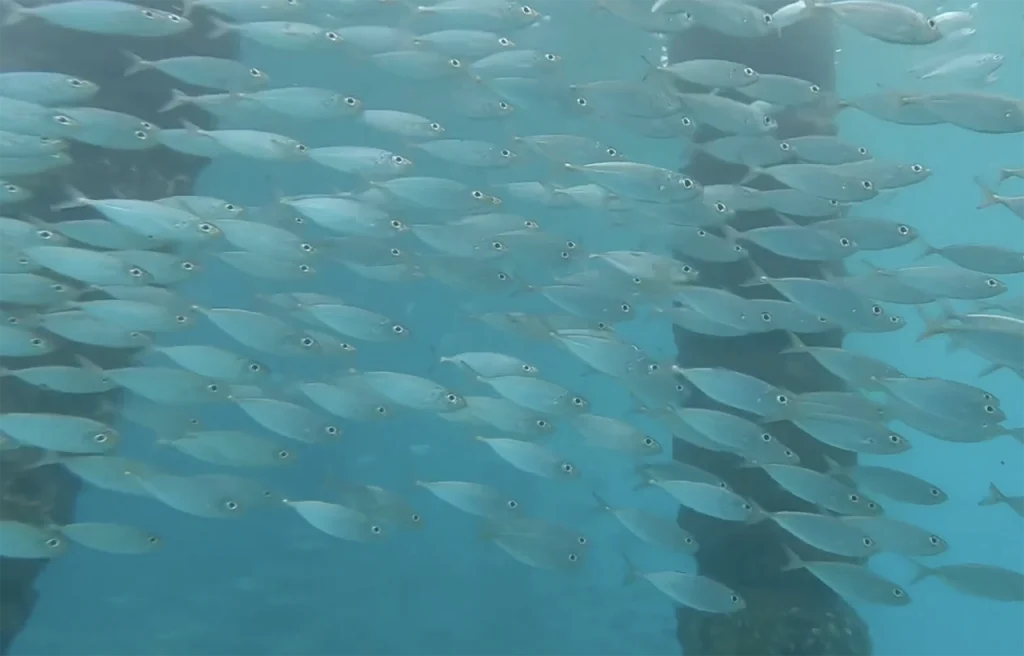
[597,321,610,330]
[36,229,54,239]
[681,264,693,273]
[429,122,443,131]
[929,487,942,497]
[648,363,660,373]
[326,31,341,41]
[390,219,404,230]
[29,337,45,347]
[762,12,772,23]
[985,278,1000,287]
[93,432,109,443]
[391,324,405,334]
[390,248,402,257]
[571,396,586,406]
[862,537,874,547]
[910,164,924,173]
[576,536,587,545]
[248,68,263,77]
[681,177,695,189]
[391,155,407,165]
[839,237,852,247]
[181,261,196,271]
[300,243,315,254]
[129,266,145,277]
[500,149,512,158]
[4,184,18,192]
[410,513,421,523]
[45,537,62,548]
[783,448,794,458]
[491,240,505,251]
[620,303,632,312]
[718,482,729,489]
[498,37,513,46]
[675,383,686,392]
[507,499,518,509]
[472,190,485,199]
[343,96,360,108]
[449,58,462,68]
[496,271,510,282]
[760,433,772,442]
[521,364,536,373]
[524,220,538,229]
[370,525,382,535]
[775,394,788,404]
[247,362,263,373]
[928,535,941,545]
[743,67,755,76]
[207,383,219,393]
[892,587,905,598]
[567,552,578,562]
[857,146,869,155]
[926,18,936,28]
[871,305,883,316]
[521,5,536,15]
[897,224,911,235]
[561,462,575,473]
[760,312,772,322]
[175,314,189,324]
[762,115,775,126]
[142,9,155,18]
[536,419,549,429]
[225,500,240,511]
[779,142,791,151]
[133,128,149,139]
[168,12,181,22]
[888,315,902,324]
[198,222,216,233]
[301,336,316,347]
[643,437,655,447]
[631,276,642,285]
[375,406,388,415]
[575,97,588,107]
[298,264,312,273]
[445,393,460,404]
[848,493,861,503]
[54,114,74,125]
[730,594,741,603]
[860,180,873,189]
[984,404,997,414]
[681,117,693,126]
[559,250,571,259]
[325,425,340,436]
[543,53,559,62]
[888,434,901,444]
[809,84,820,93]
[714,202,728,212]
[606,147,618,157]
[742,502,753,511]
[696,229,707,237]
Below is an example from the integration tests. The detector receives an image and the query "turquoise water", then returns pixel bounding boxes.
[5,1,1024,654]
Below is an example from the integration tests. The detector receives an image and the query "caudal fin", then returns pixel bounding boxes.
[974,177,999,209]
[978,482,1006,507]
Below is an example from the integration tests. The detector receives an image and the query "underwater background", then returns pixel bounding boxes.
[1,0,1022,655]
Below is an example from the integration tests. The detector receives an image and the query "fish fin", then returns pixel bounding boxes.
[620,552,641,585]
[739,166,765,185]
[591,491,612,513]
[821,454,843,476]
[978,482,1005,506]
[974,177,998,209]
[913,241,940,262]
[780,332,807,355]
[779,544,805,572]
[908,561,935,585]
[73,355,104,376]
[1,0,27,25]
[22,450,63,470]
[207,15,234,39]
[122,51,152,76]
[51,185,90,211]
[159,89,192,113]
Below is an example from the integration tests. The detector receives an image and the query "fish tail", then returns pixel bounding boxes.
[158,89,191,113]
[1,0,27,26]
[978,482,1005,506]
[998,168,1014,183]
[974,176,998,209]
[122,51,152,76]
[977,363,1003,378]
[591,491,612,513]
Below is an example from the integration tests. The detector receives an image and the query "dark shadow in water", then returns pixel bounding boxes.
[669,3,872,655]
[0,3,235,652]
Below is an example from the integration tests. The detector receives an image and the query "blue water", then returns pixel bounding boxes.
[9,1,1024,655]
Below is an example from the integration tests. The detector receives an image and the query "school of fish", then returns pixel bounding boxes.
[0,0,1023,619]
